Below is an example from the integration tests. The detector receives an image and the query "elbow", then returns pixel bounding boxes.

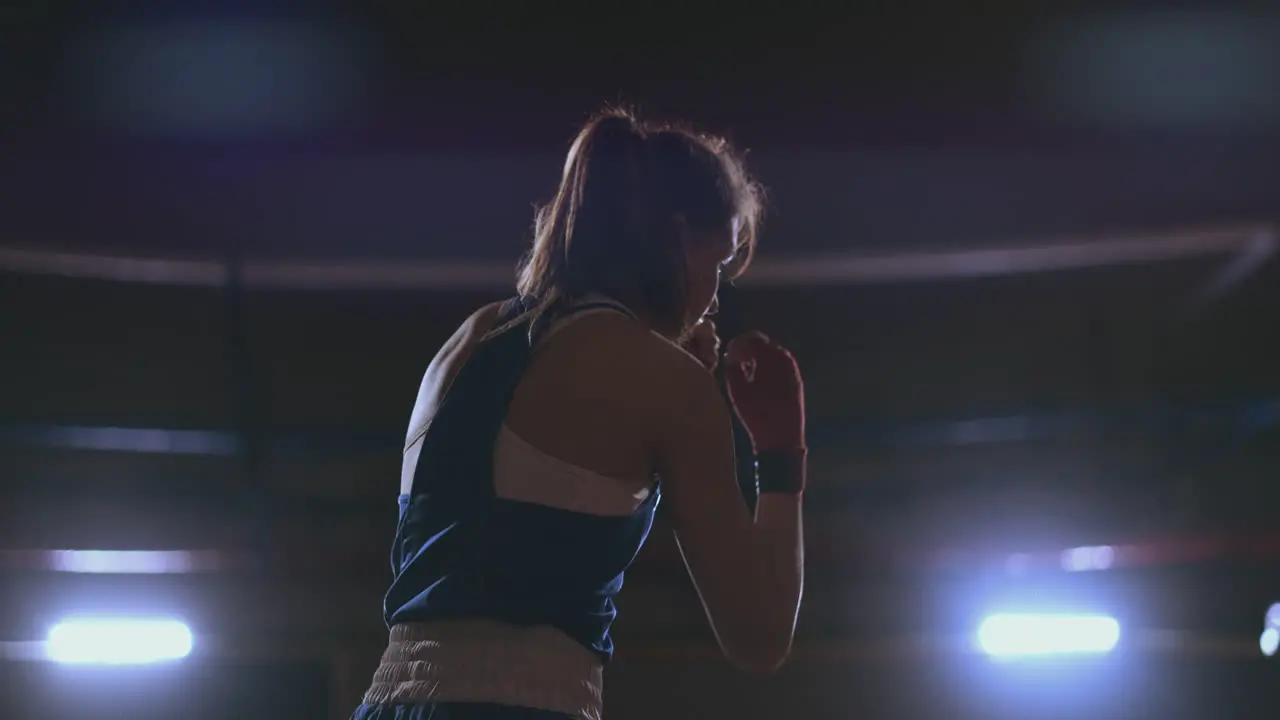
[729,650,790,677]
[706,582,802,676]
[721,631,794,677]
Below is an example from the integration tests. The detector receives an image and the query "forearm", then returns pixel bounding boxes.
[753,492,804,644]
[745,450,806,660]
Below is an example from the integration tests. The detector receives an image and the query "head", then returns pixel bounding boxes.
[517,107,764,340]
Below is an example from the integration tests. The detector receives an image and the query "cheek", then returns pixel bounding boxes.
[686,253,715,288]
[690,267,720,311]
[685,243,728,312]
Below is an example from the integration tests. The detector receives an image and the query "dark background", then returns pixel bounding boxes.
[1,2,1278,718]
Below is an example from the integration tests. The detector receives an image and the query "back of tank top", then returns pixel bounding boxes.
[383,297,661,662]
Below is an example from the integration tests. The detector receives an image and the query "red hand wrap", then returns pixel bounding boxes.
[724,333,806,454]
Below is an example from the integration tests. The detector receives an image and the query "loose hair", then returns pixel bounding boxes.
[515,107,764,338]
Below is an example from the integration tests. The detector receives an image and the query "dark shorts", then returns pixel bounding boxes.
[351,702,575,719]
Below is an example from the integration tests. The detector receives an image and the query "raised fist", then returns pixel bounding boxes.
[723,332,806,453]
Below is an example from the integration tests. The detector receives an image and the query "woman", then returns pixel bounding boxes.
[352,108,807,720]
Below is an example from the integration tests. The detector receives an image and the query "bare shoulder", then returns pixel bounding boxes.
[517,312,720,417]
[584,319,714,384]
[598,322,730,427]
[505,313,727,479]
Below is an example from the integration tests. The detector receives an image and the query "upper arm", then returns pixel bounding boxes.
[648,350,769,661]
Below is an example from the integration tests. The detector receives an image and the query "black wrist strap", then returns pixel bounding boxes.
[756,449,807,496]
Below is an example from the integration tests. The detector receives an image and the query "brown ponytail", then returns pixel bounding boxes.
[516,107,763,338]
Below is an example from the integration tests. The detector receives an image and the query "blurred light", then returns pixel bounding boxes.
[1029,10,1280,129]
[1004,553,1034,576]
[47,618,193,665]
[1261,628,1279,657]
[51,550,198,574]
[1266,603,1280,629]
[978,614,1120,657]
[71,19,369,137]
[1061,545,1115,572]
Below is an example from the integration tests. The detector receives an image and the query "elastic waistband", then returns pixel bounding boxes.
[362,621,604,720]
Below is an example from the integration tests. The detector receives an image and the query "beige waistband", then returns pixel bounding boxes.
[361,621,604,720]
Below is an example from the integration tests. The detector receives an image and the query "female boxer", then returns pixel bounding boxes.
[353,108,807,720]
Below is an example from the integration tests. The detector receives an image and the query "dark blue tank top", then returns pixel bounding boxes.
[383,297,661,662]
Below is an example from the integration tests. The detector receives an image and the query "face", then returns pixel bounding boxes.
[682,219,739,329]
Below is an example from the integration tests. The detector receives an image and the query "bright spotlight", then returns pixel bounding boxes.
[46,618,193,665]
[1261,628,1278,658]
[977,613,1120,657]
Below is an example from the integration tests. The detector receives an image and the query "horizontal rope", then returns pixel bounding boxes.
[3,398,1275,457]
[1,224,1272,290]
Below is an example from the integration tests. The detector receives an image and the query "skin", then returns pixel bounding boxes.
[402,221,804,675]
[684,318,721,372]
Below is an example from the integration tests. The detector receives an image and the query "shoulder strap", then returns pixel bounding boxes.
[531,296,639,344]
[558,298,638,322]
[479,296,538,344]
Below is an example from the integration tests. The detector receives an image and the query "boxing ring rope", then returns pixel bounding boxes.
[0,224,1274,289]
